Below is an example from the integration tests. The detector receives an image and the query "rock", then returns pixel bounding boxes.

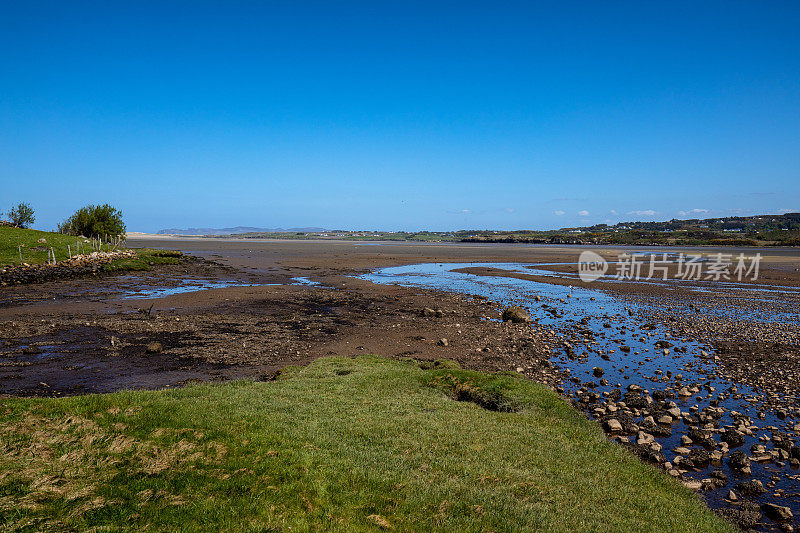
[145,341,163,354]
[688,448,711,467]
[657,415,673,425]
[728,490,738,501]
[502,306,531,324]
[637,431,654,445]
[762,503,793,522]
[677,387,692,397]
[721,429,746,447]
[682,480,702,490]
[716,501,761,530]
[604,419,623,432]
[437,338,449,347]
[419,307,437,317]
[711,470,727,483]
[729,450,750,470]
[623,392,649,408]
[592,367,604,377]
[735,479,766,497]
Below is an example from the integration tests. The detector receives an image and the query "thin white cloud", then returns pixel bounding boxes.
[577,210,590,216]
[628,209,656,216]
[460,209,472,214]
[609,209,618,216]
[677,208,710,217]
[554,210,565,216]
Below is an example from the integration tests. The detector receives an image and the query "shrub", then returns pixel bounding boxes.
[58,204,126,238]
[8,202,36,228]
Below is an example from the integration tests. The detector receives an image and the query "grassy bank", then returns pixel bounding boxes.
[0,226,84,266]
[0,356,731,532]
[0,226,179,271]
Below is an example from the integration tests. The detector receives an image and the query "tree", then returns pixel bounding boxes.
[58,204,126,238]
[8,202,35,228]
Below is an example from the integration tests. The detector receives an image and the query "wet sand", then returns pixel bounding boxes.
[2,237,798,396]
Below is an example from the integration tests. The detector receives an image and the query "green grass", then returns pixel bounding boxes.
[0,226,87,266]
[0,356,732,532]
[0,226,180,271]
[101,249,182,272]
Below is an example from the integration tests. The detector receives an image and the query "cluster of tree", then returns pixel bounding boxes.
[2,202,126,238]
[57,204,126,238]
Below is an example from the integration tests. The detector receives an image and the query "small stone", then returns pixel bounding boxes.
[736,479,766,497]
[762,503,793,522]
[729,450,750,470]
[145,341,163,353]
[502,306,532,323]
[728,490,738,501]
[637,431,654,445]
[437,338,449,347]
[682,480,702,490]
[604,419,623,432]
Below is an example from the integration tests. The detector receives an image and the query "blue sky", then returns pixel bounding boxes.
[1,1,799,232]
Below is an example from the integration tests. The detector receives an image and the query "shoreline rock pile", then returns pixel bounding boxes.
[0,250,136,286]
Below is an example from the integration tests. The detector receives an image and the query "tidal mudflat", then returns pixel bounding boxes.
[1,237,798,530]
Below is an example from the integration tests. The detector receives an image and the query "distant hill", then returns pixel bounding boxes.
[157,226,326,236]
[461,212,800,246]
[155,213,800,246]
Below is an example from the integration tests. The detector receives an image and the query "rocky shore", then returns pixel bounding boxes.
[0,250,136,286]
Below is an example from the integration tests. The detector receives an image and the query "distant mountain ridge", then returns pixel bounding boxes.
[157,226,326,235]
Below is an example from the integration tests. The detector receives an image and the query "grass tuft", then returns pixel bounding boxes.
[0,355,732,532]
[100,249,182,272]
